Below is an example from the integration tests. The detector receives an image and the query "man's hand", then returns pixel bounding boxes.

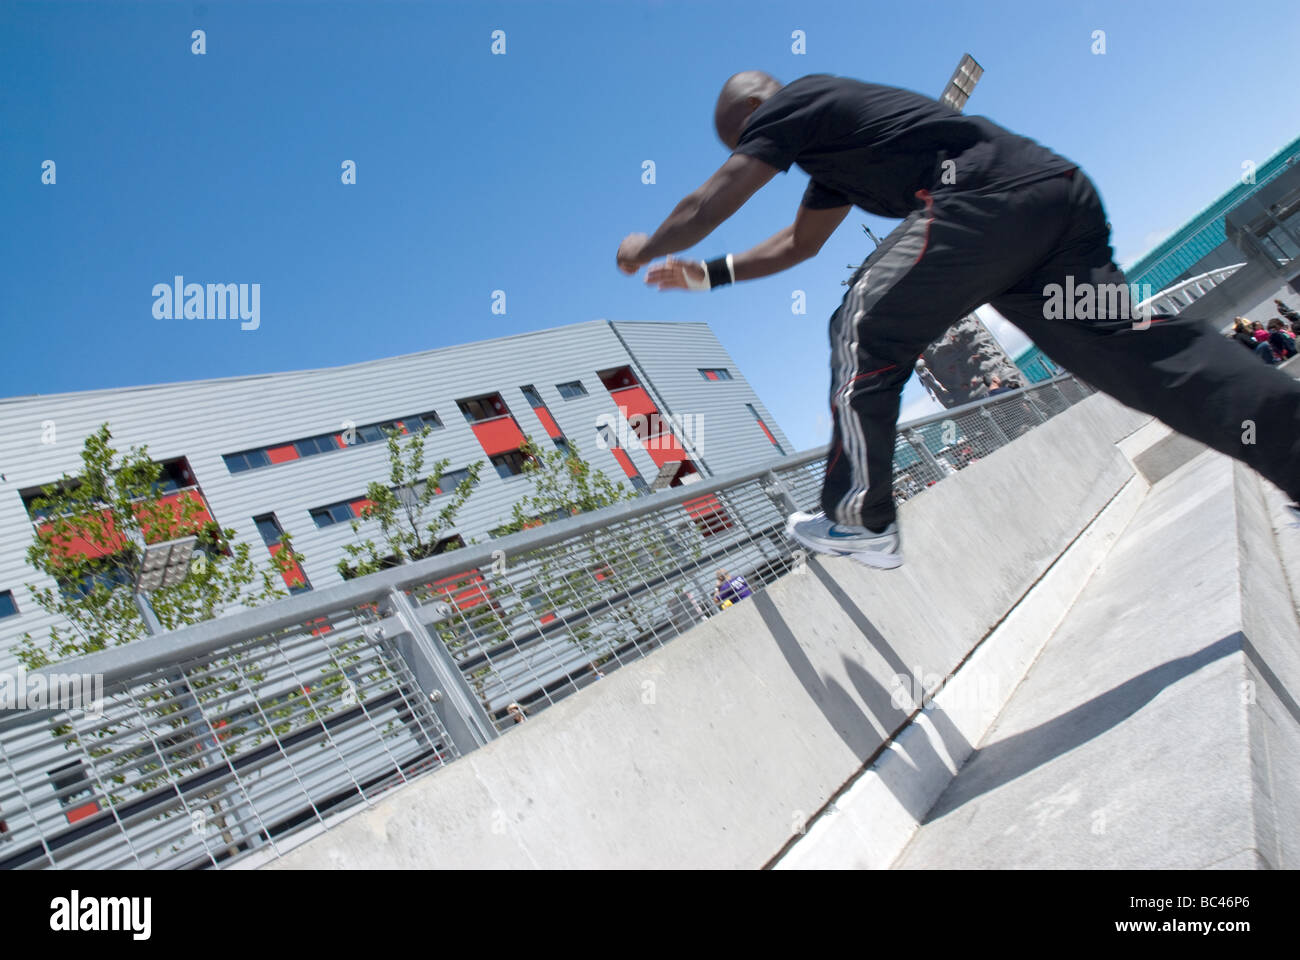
[645,257,707,291]
[617,233,651,274]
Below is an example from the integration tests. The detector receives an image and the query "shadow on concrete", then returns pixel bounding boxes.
[923,632,1241,822]
[751,584,884,763]
[752,558,973,823]
[808,561,974,773]
[1242,637,1300,728]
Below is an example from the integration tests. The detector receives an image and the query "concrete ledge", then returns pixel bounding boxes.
[255,394,1150,869]
[772,474,1148,869]
[891,450,1300,869]
[1235,463,1300,868]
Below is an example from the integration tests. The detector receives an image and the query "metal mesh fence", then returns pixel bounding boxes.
[0,603,455,869]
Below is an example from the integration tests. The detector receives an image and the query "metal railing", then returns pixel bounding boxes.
[0,373,1093,869]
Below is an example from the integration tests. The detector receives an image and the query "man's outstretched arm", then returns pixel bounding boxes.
[616,154,780,273]
[644,202,850,289]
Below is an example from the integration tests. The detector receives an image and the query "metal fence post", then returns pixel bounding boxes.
[383,588,498,754]
[980,407,1011,445]
[1021,393,1050,424]
[761,470,800,516]
[904,428,945,475]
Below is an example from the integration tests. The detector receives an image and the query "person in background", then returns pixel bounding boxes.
[1229,317,1257,351]
[987,375,1016,396]
[1268,318,1296,362]
[1274,298,1300,328]
[714,569,753,608]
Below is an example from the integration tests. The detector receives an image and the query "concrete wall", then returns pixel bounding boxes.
[257,392,1151,869]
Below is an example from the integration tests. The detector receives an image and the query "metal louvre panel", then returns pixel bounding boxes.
[0,603,454,870]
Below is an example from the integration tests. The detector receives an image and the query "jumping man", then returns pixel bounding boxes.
[617,71,1300,568]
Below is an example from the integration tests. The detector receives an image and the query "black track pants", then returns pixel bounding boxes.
[821,169,1300,529]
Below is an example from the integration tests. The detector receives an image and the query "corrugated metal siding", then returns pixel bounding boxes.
[609,321,794,475]
[0,319,788,680]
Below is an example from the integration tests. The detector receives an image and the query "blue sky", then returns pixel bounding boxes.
[3,0,1298,451]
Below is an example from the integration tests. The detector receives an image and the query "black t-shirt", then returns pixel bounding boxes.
[733,74,1077,218]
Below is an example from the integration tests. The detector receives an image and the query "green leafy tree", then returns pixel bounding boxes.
[460,437,666,683]
[338,424,482,578]
[17,423,302,670]
[492,437,635,536]
[14,424,313,852]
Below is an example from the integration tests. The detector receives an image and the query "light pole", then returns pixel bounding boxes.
[939,53,984,112]
[130,534,244,859]
[131,535,198,636]
[922,54,1024,407]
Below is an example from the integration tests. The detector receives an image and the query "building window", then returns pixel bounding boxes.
[400,411,443,433]
[598,366,638,391]
[699,368,733,381]
[149,458,196,496]
[310,502,356,528]
[458,393,510,423]
[0,591,17,619]
[294,434,339,458]
[520,385,545,408]
[435,468,474,494]
[630,475,649,495]
[221,409,447,473]
[254,516,282,546]
[556,380,588,399]
[553,438,573,457]
[58,559,135,601]
[491,450,530,479]
[49,761,99,825]
[747,403,786,455]
[223,448,271,474]
[254,513,311,593]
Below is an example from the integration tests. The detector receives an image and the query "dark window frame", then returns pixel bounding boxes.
[491,450,530,479]
[309,502,356,528]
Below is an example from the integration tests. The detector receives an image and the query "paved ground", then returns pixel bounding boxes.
[895,449,1286,869]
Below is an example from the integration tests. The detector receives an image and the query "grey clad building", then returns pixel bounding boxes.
[0,319,791,684]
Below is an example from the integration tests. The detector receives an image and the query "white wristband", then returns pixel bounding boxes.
[683,259,710,291]
[726,253,735,284]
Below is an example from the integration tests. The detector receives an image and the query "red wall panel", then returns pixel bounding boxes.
[534,407,563,439]
[471,417,527,456]
[610,448,638,479]
[646,435,685,469]
[608,386,657,420]
[266,444,299,464]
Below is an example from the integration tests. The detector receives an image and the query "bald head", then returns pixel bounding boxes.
[714,70,783,150]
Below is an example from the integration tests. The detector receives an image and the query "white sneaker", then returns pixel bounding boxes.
[785,511,903,569]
